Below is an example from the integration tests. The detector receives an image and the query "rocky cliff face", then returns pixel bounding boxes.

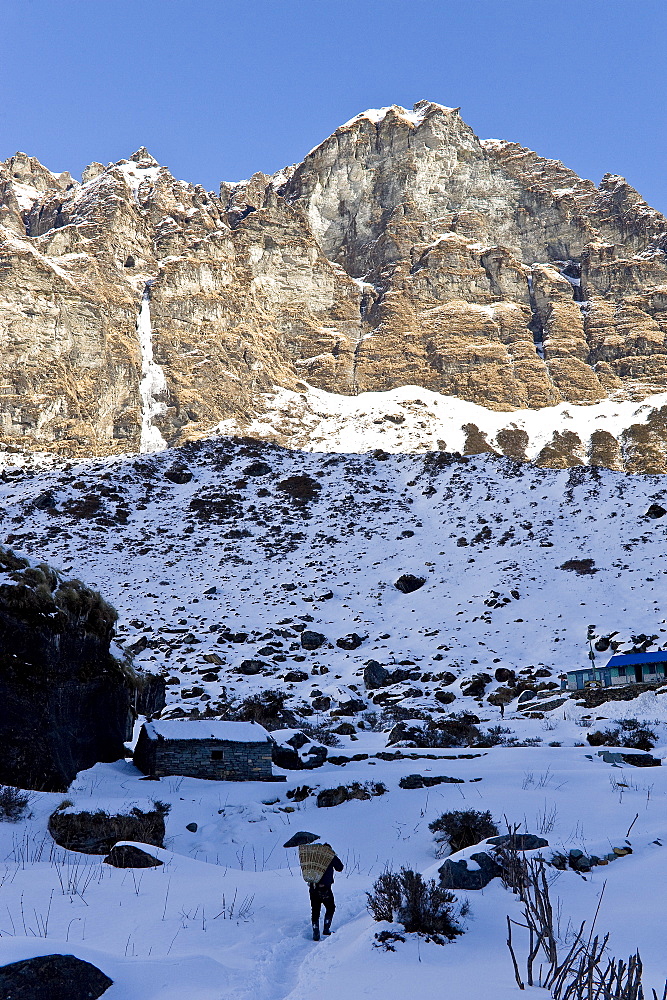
[1,103,667,470]
[0,547,164,790]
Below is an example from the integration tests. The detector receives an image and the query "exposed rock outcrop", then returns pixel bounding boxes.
[0,547,164,790]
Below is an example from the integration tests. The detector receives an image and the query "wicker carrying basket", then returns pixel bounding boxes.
[298,843,335,884]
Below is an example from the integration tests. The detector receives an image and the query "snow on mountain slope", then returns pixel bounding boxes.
[3,435,667,738]
[217,382,667,461]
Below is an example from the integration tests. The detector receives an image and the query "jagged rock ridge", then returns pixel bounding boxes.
[1,103,667,469]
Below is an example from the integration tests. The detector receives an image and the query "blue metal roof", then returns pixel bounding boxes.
[606,650,667,668]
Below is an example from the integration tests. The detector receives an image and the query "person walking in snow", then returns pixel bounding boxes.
[306,844,343,940]
[284,832,344,940]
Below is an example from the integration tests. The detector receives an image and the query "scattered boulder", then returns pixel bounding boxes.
[104,844,163,868]
[333,698,366,716]
[301,630,326,650]
[434,690,456,705]
[439,852,503,890]
[487,834,548,851]
[311,695,331,711]
[164,466,192,484]
[436,671,457,686]
[399,774,465,789]
[0,955,112,1000]
[244,461,272,476]
[284,670,309,682]
[238,659,266,675]
[494,667,516,683]
[317,781,385,807]
[646,504,666,519]
[394,574,426,594]
[517,689,536,704]
[317,785,349,808]
[461,673,492,698]
[364,660,390,689]
[336,633,364,650]
[186,822,198,833]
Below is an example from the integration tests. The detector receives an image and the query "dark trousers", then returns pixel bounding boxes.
[309,883,335,925]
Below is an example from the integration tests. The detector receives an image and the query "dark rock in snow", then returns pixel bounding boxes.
[104,844,163,868]
[300,630,326,650]
[517,689,536,703]
[487,833,549,850]
[311,695,331,711]
[317,785,350,808]
[494,667,516,683]
[394,574,426,594]
[244,461,272,476]
[461,672,492,697]
[164,466,193,484]
[186,822,198,833]
[439,852,503,890]
[646,504,667,519]
[364,660,390,689]
[238,659,266,675]
[434,690,456,704]
[284,670,309,682]
[336,633,364,650]
[334,697,366,716]
[399,773,465,789]
[0,954,113,1000]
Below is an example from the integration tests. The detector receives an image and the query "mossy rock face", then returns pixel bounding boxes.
[0,547,117,640]
[49,807,167,854]
[0,546,164,790]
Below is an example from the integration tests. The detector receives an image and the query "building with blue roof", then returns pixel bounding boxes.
[563,650,667,691]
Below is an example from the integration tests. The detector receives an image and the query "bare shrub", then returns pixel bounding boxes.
[0,785,32,822]
[586,718,657,752]
[429,809,499,854]
[367,867,465,943]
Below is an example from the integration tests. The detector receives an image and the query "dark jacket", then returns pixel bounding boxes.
[318,855,343,887]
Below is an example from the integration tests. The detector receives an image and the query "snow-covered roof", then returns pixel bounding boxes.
[144,721,271,743]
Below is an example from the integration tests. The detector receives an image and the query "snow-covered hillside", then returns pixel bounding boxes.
[3,434,667,735]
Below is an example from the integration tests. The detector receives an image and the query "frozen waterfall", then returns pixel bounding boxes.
[137,282,168,453]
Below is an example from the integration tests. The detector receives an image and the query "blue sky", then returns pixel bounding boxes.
[3,0,666,213]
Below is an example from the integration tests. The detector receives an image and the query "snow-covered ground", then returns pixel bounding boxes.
[0,746,665,998]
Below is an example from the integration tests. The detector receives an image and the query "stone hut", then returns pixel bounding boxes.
[133,720,277,781]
